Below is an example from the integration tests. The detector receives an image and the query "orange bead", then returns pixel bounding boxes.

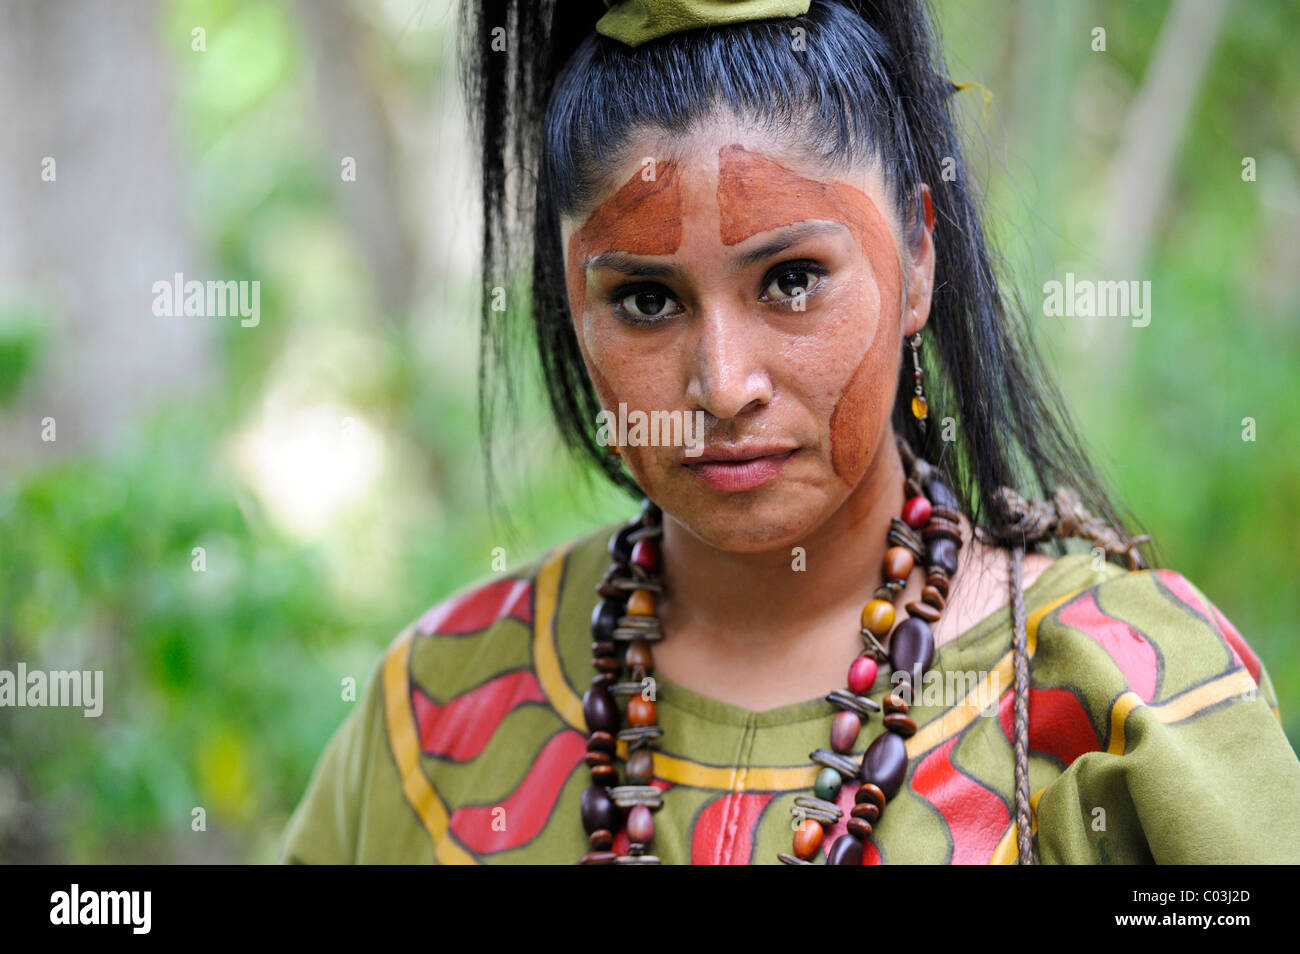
[793,818,824,860]
[626,588,655,616]
[911,395,928,420]
[627,696,657,727]
[860,598,895,637]
[883,545,914,582]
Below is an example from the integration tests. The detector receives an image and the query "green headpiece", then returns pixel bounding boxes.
[597,0,812,48]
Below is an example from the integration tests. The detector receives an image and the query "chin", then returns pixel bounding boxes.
[647,467,833,554]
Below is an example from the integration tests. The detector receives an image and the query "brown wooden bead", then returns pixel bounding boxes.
[923,514,962,530]
[626,748,654,784]
[580,851,617,865]
[627,696,657,727]
[929,505,961,523]
[589,764,618,784]
[850,802,881,824]
[906,600,942,623]
[926,573,950,597]
[591,640,616,657]
[583,750,612,768]
[587,731,615,754]
[882,692,909,715]
[590,672,615,688]
[855,782,886,811]
[827,833,864,865]
[860,731,908,800]
[592,655,621,674]
[831,710,862,753]
[922,525,963,545]
[627,804,654,844]
[846,817,874,839]
[921,585,946,610]
[625,638,654,674]
[882,546,914,582]
[583,683,619,731]
[588,829,613,850]
[883,712,918,737]
[793,818,823,860]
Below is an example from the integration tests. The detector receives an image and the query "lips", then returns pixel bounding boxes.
[682,446,797,492]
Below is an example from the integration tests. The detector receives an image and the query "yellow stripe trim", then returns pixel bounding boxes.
[382,627,478,864]
[648,753,817,790]
[1106,668,1261,754]
[532,541,585,733]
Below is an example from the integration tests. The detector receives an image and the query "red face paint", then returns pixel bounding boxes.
[716,144,903,482]
[564,160,683,332]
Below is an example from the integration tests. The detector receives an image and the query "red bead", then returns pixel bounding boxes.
[630,539,660,572]
[902,495,932,529]
[847,655,878,694]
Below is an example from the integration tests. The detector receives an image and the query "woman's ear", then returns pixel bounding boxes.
[902,183,935,337]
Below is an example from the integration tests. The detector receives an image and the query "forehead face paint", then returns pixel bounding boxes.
[716,144,903,483]
[565,160,683,331]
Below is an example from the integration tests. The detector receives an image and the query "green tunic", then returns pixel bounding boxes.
[280,519,1300,864]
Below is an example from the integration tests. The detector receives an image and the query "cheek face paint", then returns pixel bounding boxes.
[564,160,683,331]
[715,144,903,483]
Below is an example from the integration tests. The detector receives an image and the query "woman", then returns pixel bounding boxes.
[281,0,1300,864]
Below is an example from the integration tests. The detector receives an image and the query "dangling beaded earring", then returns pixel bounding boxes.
[909,331,928,433]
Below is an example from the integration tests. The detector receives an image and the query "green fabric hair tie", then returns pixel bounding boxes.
[597,0,812,47]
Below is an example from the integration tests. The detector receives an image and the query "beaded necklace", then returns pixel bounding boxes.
[578,435,964,865]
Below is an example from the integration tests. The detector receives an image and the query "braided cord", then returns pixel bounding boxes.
[1010,543,1035,864]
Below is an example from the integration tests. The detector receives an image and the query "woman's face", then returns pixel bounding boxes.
[561,124,933,552]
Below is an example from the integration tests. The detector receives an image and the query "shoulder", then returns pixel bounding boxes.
[1032,559,1275,719]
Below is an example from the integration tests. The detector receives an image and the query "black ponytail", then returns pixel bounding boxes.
[459,0,1155,566]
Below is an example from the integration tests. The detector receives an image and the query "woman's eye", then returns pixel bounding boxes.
[763,267,821,302]
[618,289,678,319]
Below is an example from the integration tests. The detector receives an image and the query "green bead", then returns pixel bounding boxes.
[815,766,842,802]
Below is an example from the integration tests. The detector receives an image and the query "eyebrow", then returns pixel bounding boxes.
[583,221,848,278]
[728,221,848,272]
[584,251,681,278]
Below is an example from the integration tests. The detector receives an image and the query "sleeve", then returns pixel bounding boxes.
[279,630,433,864]
[1032,570,1300,864]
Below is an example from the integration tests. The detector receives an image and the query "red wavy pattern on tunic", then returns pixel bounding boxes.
[1156,569,1260,683]
[691,791,774,864]
[1057,588,1159,701]
[412,669,546,761]
[996,685,1099,766]
[415,577,532,635]
[448,729,587,853]
[611,779,673,856]
[911,735,1009,864]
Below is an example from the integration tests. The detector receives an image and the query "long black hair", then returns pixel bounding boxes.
[458,0,1155,565]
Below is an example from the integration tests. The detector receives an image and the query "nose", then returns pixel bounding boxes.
[684,307,773,420]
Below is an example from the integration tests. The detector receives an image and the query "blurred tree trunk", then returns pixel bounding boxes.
[1099,0,1232,277]
[292,0,418,323]
[0,0,213,469]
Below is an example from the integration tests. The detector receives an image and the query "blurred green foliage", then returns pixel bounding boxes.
[0,0,1295,862]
